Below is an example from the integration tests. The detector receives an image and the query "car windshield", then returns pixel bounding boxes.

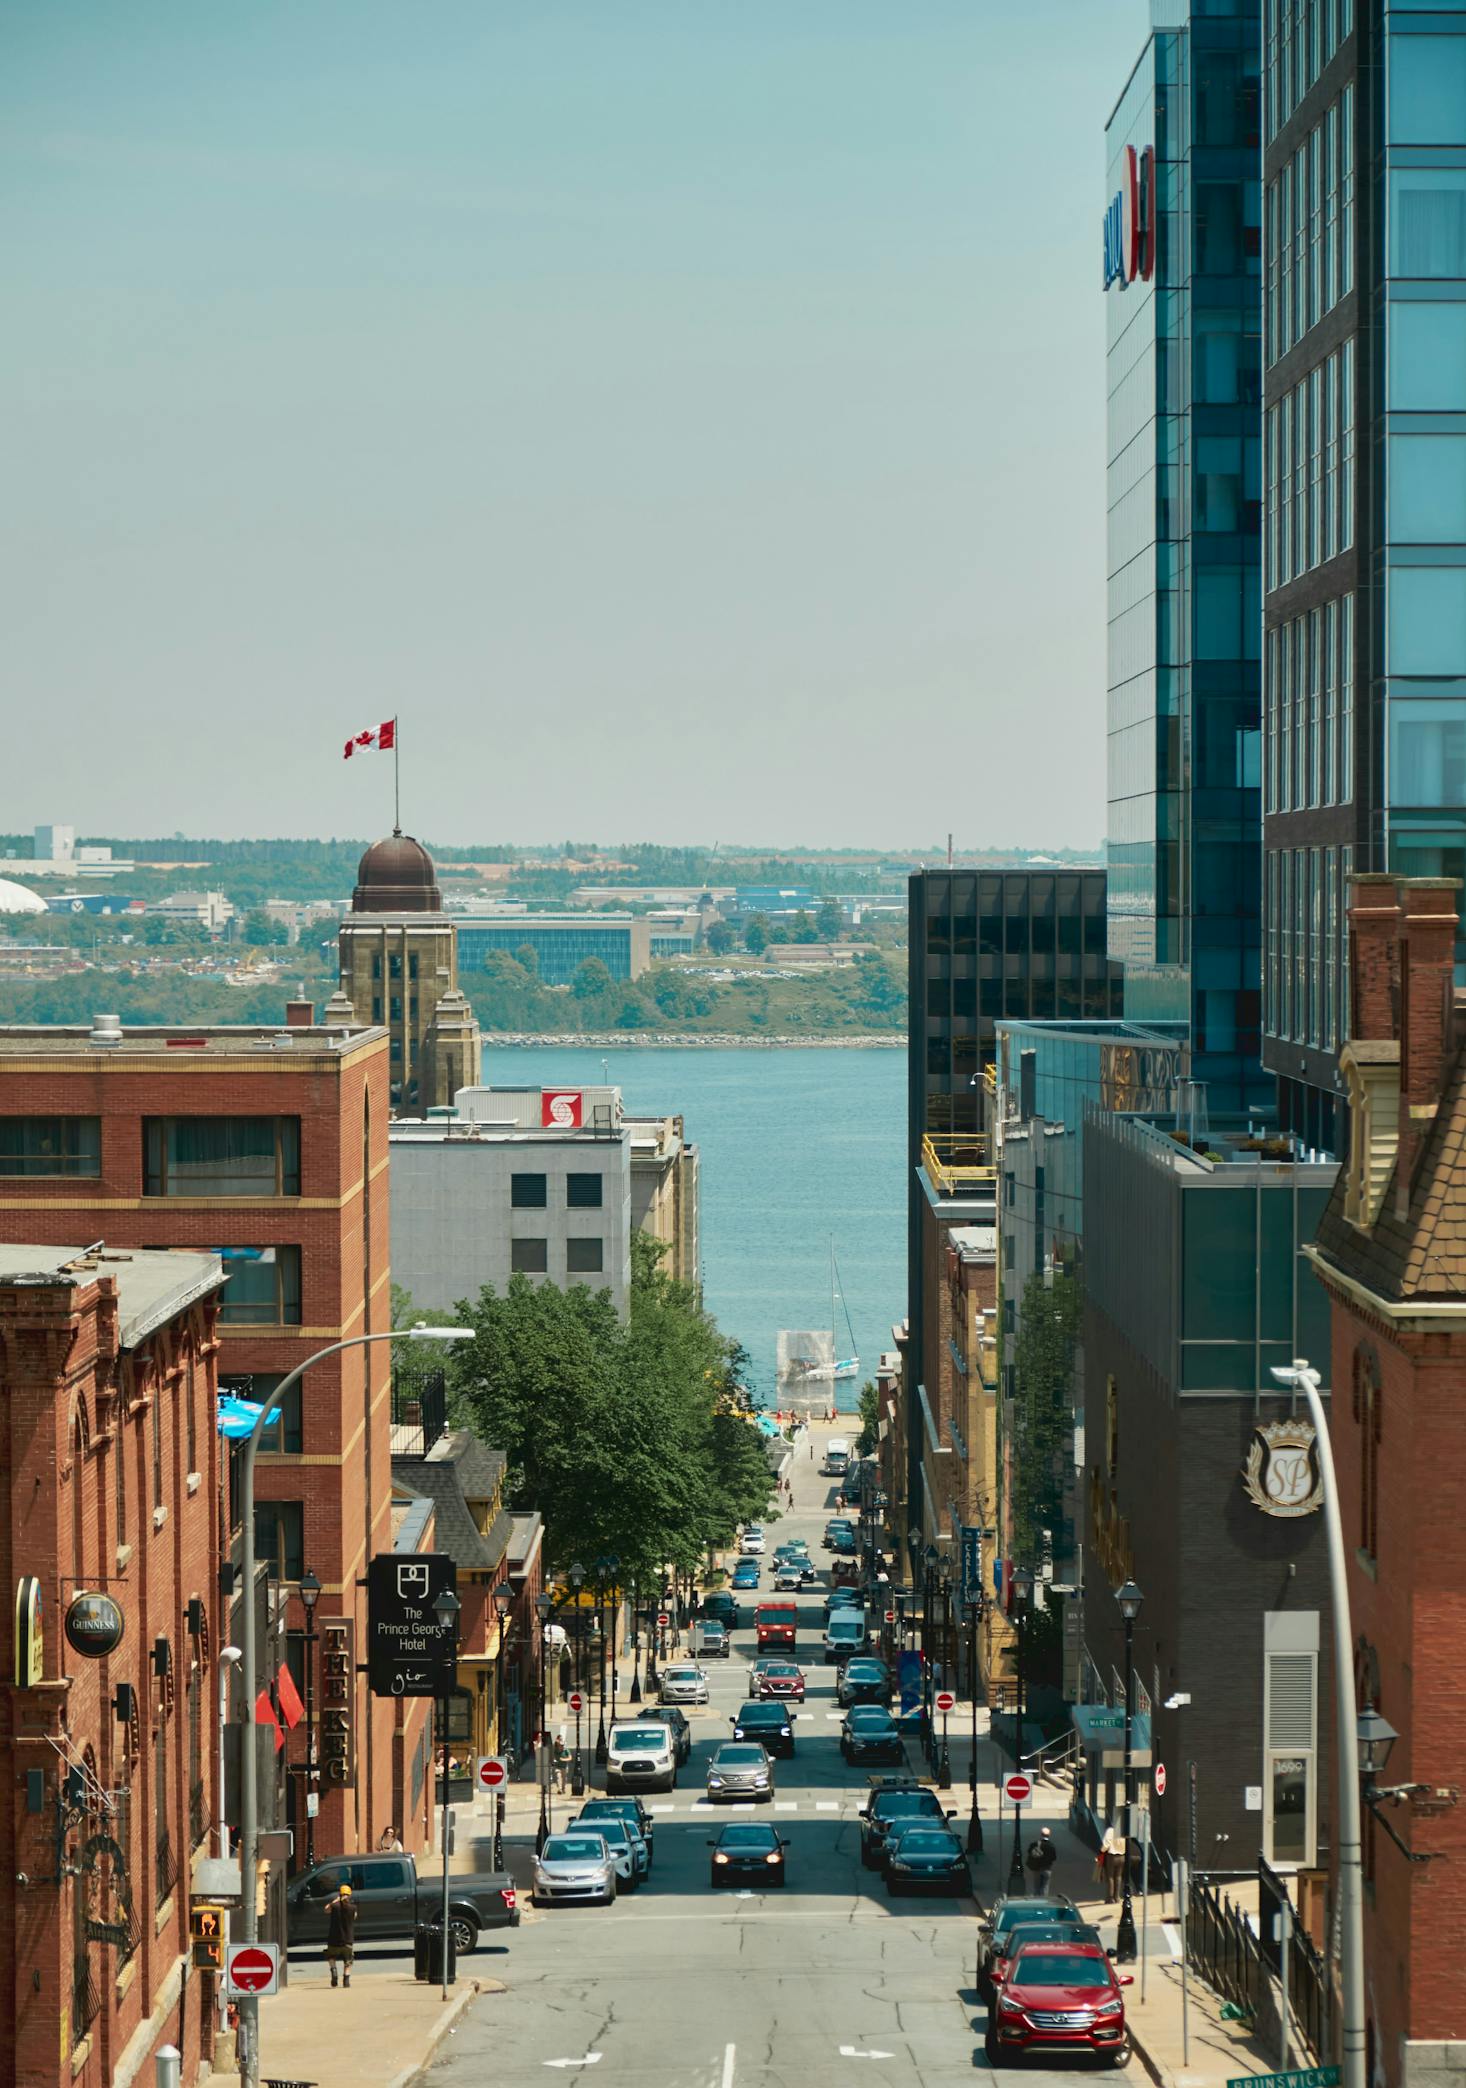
[765,1664,800,1676]
[666,1668,700,1682]
[894,1831,955,1853]
[719,1827,777,1848]
[717,1746,766,1765]
[545,1837,605,1861]
[1013,1955,1113,1990]
[876,1793,937,1818]
[613,1730,667,1751]
[846,1663,885,1679]
[700,1624,725,1637]
[580,1819,629,1843]
[580,1803,632,1820]
[738,1706,784,1722]
[848,1708,893,1726]
[998,1905,1081,1938]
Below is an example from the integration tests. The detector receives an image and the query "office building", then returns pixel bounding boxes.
[0,1246,225,2088]
[336,831,482,1112]
[455,913,652,986]
[0,1013,430,1865]
[1262,2,1466,1151]
[18,825,134,879]
[391,1085,634,1319]
[1105,0,1268,1119]
[626,1112,701,1290]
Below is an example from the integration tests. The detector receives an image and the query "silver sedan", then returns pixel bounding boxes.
[705,1743,774,1803]
[660,1663,711,1705]
[532,1831,616,1905]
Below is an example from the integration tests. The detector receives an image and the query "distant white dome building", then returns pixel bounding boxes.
[0,877,48,915]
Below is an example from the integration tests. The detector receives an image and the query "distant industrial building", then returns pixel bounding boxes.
[455,913,653,986]
[146,890,235,932]
[13,823,135,878]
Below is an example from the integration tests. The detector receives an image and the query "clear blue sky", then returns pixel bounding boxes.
[2,1,1143,850]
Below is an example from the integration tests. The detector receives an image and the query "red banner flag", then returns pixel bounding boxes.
[254,1690,284,1752]
[276,1663,305,1731]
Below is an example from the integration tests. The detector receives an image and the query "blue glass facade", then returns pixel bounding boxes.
[457,920,637,986]
[1106,2,1267,1117]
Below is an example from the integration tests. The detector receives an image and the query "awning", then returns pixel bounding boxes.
[1071,1703,1152,1769]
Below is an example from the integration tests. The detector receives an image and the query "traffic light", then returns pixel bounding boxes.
[189,1903,224,1972]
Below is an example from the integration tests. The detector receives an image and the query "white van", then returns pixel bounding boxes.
[606,1720,678,1793]
[823,1612,868,1665]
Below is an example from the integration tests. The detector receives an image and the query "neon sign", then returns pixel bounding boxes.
[1103,144,1155,290]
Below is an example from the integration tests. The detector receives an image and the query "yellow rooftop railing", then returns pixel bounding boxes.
[921,1132,996,1197]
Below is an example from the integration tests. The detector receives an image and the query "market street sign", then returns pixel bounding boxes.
[1227,2070,1339,2088]
[366,1553,458,1698]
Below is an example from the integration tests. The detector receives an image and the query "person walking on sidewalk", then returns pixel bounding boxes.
[325,1882,356,1988]
[1025,1827,1058,1897]
[553,1736,571,1792]
[1098,1822,1125,1902]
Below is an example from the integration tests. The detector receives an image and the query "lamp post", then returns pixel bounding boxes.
[1007,1564,1032,1894]
[936,1574,953,1787]
[923,1543,939,1767]
[492,1584,513,1865]
[298,1567,321,1867]
[216,1645,242,2038]
[535,1591,553,1853]
[963,1596,983,1855]
[607,1557,621,1731]
[1114,1578,1144,1960]
[234,1324,470,2088]
[629,1579,642,1704]
[568,1563,586,1795]
[645,1583,660,1694]
[432,1585,461,2000]
[593,1558,611,1765]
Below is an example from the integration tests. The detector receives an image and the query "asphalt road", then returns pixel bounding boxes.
[412,1431,1115,2088]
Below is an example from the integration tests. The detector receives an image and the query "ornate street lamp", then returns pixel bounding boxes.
[963,1595,984,1855]
[534,1591,554,1851]
[594,1558,610,1765]
[629,1578,643,1704]
[1115,1578,1144,1959]
[1007,1565,1033,1895]
[298,1568,321,1866]
[492,1585,513,1864]
[432,1585,462,1998]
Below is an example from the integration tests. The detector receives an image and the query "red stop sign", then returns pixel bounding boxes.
[226,1945,276,1994]
[475,1755,508,1790]
[935,1690,956,1714]
[567,1691,585,1714]
[1004,1773,1033,1805]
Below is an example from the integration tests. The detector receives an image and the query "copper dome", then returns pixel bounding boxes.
[351,831,442,913]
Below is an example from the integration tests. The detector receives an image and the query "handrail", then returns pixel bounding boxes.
[1021,1732,1082,1776]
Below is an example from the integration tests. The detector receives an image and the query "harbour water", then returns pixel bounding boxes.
[485,1044,908,1410]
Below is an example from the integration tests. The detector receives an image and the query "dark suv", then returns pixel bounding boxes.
[701,1591,740,1632]
[857,1780,953,1868]
[637,1704,692,1765]
[731,1700,797,1758]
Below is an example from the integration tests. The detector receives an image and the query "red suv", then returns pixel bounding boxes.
[986,1941,1133,2067]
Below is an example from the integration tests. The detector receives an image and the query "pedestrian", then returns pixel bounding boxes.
[325,1881,356,1988]
[553,1736,571,1793]
[1099,1822,1124,1903]
[377,1824,403,1852]
[809,1442,815,1460]
[1025,1827,1058,1898]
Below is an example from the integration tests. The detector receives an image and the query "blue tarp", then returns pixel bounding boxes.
[216,1393,282,1440]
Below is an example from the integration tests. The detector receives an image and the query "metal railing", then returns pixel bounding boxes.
[73,1955,101,2045]
[190,1777,210,1849]
[155,1829,178,1909]
[1187,1873,1262,2016]
[1021,1731,1083,1782]
[1287,1913,1332,2061]
[921,1133,996,1198]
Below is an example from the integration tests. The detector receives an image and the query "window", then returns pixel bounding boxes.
[1353,1352,1381,1560]
[214,1247,302,1326]
[144,1117,300,1197]
[0,1116,100,1177]
[511,1172,547,1209]
[221,1373,302,1453]
[1389,304,1466,412]
[1389,570,1466,679]
[185,1350,198,1477]
[1390,435,1466,544]
[566,1173,603,1209]
[1264,1613,1319,1867]
[567,1238,604,1275]
[511,1237,548,1274]
[254,1500,304,1582]
[152,1374,164,1510]
[1390,35,1466,147]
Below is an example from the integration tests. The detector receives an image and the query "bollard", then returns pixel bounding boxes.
[156,2045,182,2088]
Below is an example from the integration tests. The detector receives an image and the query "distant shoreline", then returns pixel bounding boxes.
[486,1032,907,1049]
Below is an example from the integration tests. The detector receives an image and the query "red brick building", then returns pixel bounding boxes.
[0,1246,225,2088]
[1308,877,1466,2088]
[0,1016,433,1874]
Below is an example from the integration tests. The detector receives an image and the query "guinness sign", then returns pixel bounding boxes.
[66,1592,126,1659]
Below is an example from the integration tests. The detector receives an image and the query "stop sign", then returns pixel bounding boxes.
[567,1691,585,1715]
[1155,1761,1167,1796]
[656,1612,670,1629]
[884,1609,896,1624]
[475,1755,508,1791]
[1004,1772,1033,1805]
[225,1942,279,1996]
[935,1690,956,1714]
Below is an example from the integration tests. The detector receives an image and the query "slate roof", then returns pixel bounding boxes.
[390,1428,513,1571]
[1314,1044,1466,1304]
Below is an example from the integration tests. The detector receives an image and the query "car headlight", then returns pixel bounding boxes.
[997,1994,1026,2018]
[765,1852,781,1865]
[713,1853,730,1864]
[1095,1995,1123,2016]
[709,1777,724,1787]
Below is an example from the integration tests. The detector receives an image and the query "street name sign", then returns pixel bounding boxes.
[1004,1773,1033,1805]
[935,1690,956,1714]
[1226,2072,1338,2088]
[225,1942,280,1997]
[475,1756,508,1791]
[366,1553,457,1698]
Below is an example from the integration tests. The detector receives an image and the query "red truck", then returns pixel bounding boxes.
[755,1601,798,1652]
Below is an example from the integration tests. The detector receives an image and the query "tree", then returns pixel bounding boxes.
[791,910,819,944]
[573,956,615,1001]
[514,943,540,977]
[743,915,769,955]
[816,899,843,941]
[855,1379,880,1456]
[1009,1269,1083,1564]
[241,908,289,946]
[705,920,734,956]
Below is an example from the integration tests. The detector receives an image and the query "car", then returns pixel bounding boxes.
[692,1620,730,1659]
[637,1704,692,1765]
[606,1719,678,1793]
[975,1894,1086,1999]
[740,1531,766,1555]
[659,1663,710,1705]
[731,1563,761,1589]
[288,1851,517,1955]
[731,1700,797,1757]
[837,1659,891,1708]
[883,1820,970,1894]
[823,1613,869,1664]
[840,1706,904,1766]
[568,1810,645,1887]
[532,1830,616,1906]
[708,1822,789,1888]
[700,1592,741,1632]
[706,1742,774,1802]
[772,1561,807,1592]
[575,1797,656,1870]
[824,1586,864,1619]
[857,1780,954,1868]
[988,1942,1133,2067]
[823,1521,855,1546]
[753,1659,806,1702]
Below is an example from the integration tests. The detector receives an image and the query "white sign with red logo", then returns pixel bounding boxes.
[475,1755,508,1792]
[935,1690,956,1715]
[542,1090,583,1129]
[656,1612,670,1629]
[1154,1761,1167,1797]
[567,1692,585,1716]
[1004,1773,1033,1806]
[225,1942,280,1997]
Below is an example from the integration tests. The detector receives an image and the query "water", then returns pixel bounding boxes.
[483,1045,908,1409]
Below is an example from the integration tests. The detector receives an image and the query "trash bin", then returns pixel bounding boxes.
[413,1923,456,1985]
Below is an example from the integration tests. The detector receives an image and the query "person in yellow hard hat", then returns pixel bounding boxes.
[326,1879,356,1987]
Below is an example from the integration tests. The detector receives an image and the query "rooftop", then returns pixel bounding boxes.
[0,1019,386,1057]
[0,1244,224,1346]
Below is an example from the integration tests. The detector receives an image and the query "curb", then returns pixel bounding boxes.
[1127,2020,1178,2088]
[384,1977,500,2088]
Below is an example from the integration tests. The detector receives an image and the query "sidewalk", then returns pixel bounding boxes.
[230,1972,500,2088]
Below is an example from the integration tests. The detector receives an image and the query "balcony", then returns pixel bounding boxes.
[921,1132,995,1198]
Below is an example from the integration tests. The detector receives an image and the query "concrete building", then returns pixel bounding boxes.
[1308,875,1466,2088]
[390,1085,633,1319]
[146,892,234,933]
[18,826,134,879]
[454,912,652,986]
[336,832,482,1114]
[0,1245,225,2088]
[626,1112,700,1290]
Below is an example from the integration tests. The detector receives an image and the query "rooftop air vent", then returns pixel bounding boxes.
[89,1014,123,1048]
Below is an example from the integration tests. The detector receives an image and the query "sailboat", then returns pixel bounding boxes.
[782,1241,860,1384]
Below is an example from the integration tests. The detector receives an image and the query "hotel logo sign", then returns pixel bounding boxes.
[1103,144,1155,291]
[1243,1420,1323,1518]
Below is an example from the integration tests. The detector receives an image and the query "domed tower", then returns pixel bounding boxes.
[337,831,480,1112]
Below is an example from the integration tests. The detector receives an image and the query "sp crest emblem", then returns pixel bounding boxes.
[1243,1419,1323,1517]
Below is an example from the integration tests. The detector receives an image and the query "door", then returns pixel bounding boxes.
[350,1857,414,1938]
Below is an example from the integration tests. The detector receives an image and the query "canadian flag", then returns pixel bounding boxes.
[343,718,396,759]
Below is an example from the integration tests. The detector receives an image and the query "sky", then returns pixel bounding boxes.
[2,1,1144,852]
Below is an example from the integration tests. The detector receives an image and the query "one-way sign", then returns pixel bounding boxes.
[366,1553,458,1697]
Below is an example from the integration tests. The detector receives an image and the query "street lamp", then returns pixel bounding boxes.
[923,1543,940,1765]
[1114,1578,1144,1961]
[535,1591,554,1852]
[432,1585,461,1999]
[216,1645,242,2039]
[492,1585,513,1865]
[298,1568,322,1866]
[937,1572,953,1788]
[963,1596,983,1855]
[645,1582,660,1694]
[235,1324,471,2088]
[629,1578,642,1704]
[607,1557,622,1731]
[594,1558,611,1765]
[1007,1564,1032,1895]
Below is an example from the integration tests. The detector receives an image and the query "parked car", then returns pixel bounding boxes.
[568,1810,643,1888]
[987,1941,1133,2067]
[692,1619,730,1659]
[708,1822,788,1888]
[856,1780,954,1869]
[659,1662,710,1705]
[883,1821,970,1894]
[706,1742,774,1802]
[975,1895,1086,2000]
[837,1659,891,1708]
[753,1659,806,1702]
[823,1520,855,1547]
[840,1705,904,1767]
[606,1719,678,1794]
[636,1704,692,1766]
[575,1797,656,1871]
[287,1850,517,1956]
[531,1831,616,1907]
[731,1700,796,1757]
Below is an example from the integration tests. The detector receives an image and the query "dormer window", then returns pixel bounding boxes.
[1340,1041,1401,1230]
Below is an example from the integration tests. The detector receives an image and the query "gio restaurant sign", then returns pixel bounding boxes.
[1243,1419,1324,1518]
[1103,143,1156,290]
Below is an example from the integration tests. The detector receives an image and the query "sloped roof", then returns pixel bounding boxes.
[1314,1046,1466,1303]
[390,1428,512,1571]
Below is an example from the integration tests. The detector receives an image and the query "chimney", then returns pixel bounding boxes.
[1347,876,1402,1043]
[1395,877,1461,1213]
[285,998,315,1028]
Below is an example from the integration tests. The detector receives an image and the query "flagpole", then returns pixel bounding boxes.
[394,718,400,833]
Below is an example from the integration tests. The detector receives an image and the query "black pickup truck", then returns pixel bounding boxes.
[286,1851,518,1955]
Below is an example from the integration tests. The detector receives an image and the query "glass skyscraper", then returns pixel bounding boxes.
[1106,0,1269,1119]
[1262,1,1466,1150]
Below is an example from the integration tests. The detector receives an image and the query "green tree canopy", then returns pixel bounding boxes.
[816,899,843,940]
[743,915,769,955]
